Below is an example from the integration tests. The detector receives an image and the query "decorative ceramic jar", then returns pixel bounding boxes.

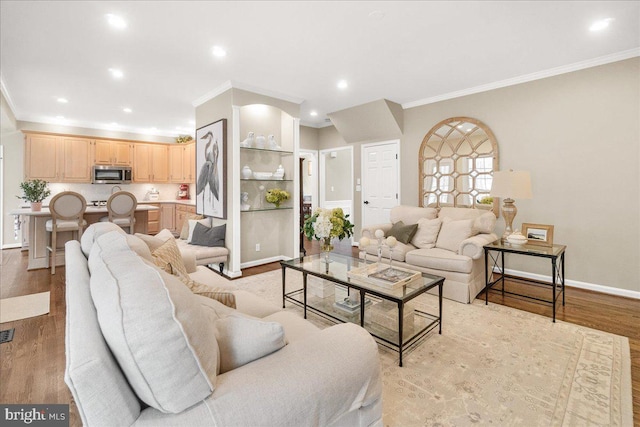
[267,134,280,150]
[241,165,253,179]
[506,230,528,246]
[273,164,285,180]
[240,192,250,211]
[255,135,266,149]
[30,202,42,212]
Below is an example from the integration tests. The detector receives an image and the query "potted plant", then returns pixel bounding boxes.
[265,188,290,208]
[17,179,51,212]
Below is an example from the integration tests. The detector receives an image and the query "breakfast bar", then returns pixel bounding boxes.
[10,205,159,270]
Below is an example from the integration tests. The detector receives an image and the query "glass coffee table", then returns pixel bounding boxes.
[280,253,444,367]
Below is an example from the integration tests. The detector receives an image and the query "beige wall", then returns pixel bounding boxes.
[300,125,319,150]
[323,149,352,201]
[320,57,639,293]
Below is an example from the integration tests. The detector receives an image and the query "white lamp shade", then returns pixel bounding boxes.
[490,170,532,199]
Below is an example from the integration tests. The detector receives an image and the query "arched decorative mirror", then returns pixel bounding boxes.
[419,117,499,214]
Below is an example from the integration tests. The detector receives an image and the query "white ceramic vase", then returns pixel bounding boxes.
[255,135,266,149]
[241,165,253,179]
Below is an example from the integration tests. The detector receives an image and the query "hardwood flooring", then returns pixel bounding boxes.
[1,241,638,426]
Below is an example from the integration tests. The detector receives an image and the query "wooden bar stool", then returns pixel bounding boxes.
[46,191,87,274]
[100,191,137,234]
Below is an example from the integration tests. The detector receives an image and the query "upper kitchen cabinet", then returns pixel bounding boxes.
[133,143,169,183]
[185,143,195,183]
[24,133,92,183]
[94,140,132,166]
[169,143,196,183]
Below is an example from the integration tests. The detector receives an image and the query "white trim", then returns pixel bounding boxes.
[300,119,334,129]
[192,80,304,108]
[299,149,319,214]
[292,118,300,259]
[230,106,241,277]
[0,75,18,117]
[2,243,21,249]
[403,48,640,109]
[494,267,640,300]
[240,255,289,269]
[192,81,233,107]
[360,140,400,228]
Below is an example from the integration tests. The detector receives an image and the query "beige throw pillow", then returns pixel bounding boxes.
[411,217,442,249]
[214,313,286,373]
[151,237,188,276]
[435,218,474,253]
[473,212,497,234]
[180,213,204,240]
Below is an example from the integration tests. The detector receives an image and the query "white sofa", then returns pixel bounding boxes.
[65,223,382,426]
[362,205,498,304]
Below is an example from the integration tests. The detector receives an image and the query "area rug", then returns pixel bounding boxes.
[228,269,633,427]
[0,291,50,323]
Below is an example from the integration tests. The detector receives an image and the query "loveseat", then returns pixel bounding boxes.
[361,205,498,304]
[65,223,382,426]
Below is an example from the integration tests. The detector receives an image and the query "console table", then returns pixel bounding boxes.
[484,242,566,322]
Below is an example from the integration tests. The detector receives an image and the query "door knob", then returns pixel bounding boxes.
[364,201,369,204]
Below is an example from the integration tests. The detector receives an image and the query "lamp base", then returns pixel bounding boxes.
[501,198,518,241]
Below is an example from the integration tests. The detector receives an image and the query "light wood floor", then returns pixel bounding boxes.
[1,242,638,426]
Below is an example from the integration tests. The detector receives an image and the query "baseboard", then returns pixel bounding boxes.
[2,243,22,249]
[495,267,640,300]
[240,255,288,270]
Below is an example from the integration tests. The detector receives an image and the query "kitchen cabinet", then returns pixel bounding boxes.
[24,133,91,183]
[134,143,169,183]
[161,204,175,231]
[94,140,132,166]
[175,204,196,234]
[146,203,161,234]
[185,143,196,183]
[169,145,184,183]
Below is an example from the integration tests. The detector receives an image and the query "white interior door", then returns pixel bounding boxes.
[362,141,399,227]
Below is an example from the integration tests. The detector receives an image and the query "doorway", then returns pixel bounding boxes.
[361,140,400,227]
[319,146,354,242]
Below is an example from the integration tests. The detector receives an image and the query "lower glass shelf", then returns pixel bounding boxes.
[241,207,293,212]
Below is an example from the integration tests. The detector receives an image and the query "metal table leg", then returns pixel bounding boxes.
[303,272,307,319]
[484,248,489,305]
[359,289,366,328]
[552,258,556,323]
[438,281,443,334]
[281,265,286,308]
[398,302,404,367]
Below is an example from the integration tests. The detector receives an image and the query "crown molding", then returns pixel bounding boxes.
[402,48,640,110]
[0,74,18,117]
[192,80,304,107]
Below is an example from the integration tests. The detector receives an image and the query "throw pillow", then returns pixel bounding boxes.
[134,233,165,252]
[124,234,153,261]
[173,269,236,309]
[411,217,442,249]
[190,223,226,247]
[155,228,175,242]
[180,213,204,240]
[151,237,188,277]
[387,220,419,244]
[473,212,497,234]
[214,313,286,374]
[88,232,218,413]
[435,218,474,253]
[187,218,212,243]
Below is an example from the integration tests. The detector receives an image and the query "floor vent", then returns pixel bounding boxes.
[0,328,15,344]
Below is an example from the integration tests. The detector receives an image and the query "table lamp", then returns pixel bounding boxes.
[490,170,532,241]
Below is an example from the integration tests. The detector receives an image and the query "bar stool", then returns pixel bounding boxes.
[46,191,87,274]
[100,191,137,234]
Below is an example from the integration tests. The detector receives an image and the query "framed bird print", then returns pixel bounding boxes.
[196,119,227,218]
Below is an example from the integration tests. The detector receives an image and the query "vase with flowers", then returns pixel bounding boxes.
[17,179,51,212]
[303,208,354,263]
[265,188,290,208]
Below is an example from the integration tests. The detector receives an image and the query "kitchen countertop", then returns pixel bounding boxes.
[138,200,195,206]
[10,205,159,216]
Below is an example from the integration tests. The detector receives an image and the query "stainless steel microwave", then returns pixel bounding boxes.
[92,165,132,184]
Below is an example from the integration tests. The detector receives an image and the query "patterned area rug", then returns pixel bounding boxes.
[227,269,632,426]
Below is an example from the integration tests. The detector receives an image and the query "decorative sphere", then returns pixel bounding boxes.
[386,236,398,247]
[374,229,385,239]
[359,237,370,248]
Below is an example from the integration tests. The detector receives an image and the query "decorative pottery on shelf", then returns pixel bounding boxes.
[254,134,266,149]
[267,135,280,150]
[240,132,255,148]
[506,231,528,246]
[240,192,250,211]
[273,164,285,180]
[241,165,253,179]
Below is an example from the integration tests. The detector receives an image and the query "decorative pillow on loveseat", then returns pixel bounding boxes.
[411,217,442,249]
[180,213,204,239]
[435,218,474,253]
[214,313,286,374]
[386,221,419,244]
[190,222,226,248]
[88,232,218,413]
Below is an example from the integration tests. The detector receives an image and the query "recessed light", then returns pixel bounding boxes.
[211,46,227,57]
[106,14,127,30]
[310,111,318,117]
[109,68,124,79]
[337,80,348,90]
[57,97,68,104]
[590,18,614,32]
[123,107,132,113]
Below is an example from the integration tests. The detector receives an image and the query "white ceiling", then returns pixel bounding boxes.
[1,1,638,137]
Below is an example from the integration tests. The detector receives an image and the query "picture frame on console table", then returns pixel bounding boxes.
[522,223,554,247]
[196,119,227,219]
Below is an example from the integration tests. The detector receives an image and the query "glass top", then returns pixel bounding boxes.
[484,241,566,257]
[281,253,443,302]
